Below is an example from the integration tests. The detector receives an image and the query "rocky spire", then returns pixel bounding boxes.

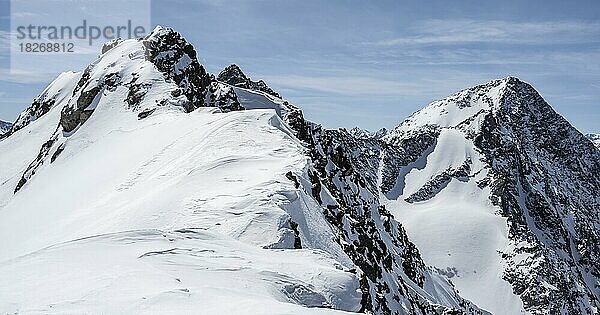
[142,25,213,111]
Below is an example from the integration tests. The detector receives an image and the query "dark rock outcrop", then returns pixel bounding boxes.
[0,120,12,139]
[217,64,281,98]
[142,26,212,111]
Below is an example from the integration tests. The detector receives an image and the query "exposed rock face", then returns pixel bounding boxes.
[16,27,234,193]
[0,120,12,138]
[217,64,281,98]
[205,81,244,112]
[349,127,388,140]
[279,102,484,315]
[60,67,102,133]
[14,131,59,193]
[9,25,599,315]
[5,72,81,138]
[142,26,212,111]
[473,78,600,314]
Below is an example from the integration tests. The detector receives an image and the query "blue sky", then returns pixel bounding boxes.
[1,0,599,133]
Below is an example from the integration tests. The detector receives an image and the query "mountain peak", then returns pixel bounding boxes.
[387,76,551,137]
[217,64,249,87]
[349,126,388,139]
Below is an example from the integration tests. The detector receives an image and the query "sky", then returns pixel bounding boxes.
[0,0,599,133]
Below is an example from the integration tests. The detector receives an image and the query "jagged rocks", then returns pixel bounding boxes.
[205,81,244,112]
[142,26,212,111]
[101,38,123,54]
[586,134,600,150]
[14,131,59,193]
[9,23,599,314]
[217,64,281,98]
[0,120,12,138]
[279,101,484,315]
[349,127,388,140]
[404,158,471,203]
[4,72,81,138]
[60,86,100,133]
[473,78,600,314]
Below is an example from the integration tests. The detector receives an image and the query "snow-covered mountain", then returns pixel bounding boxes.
[0,26,598,315]
[382,78,600,314]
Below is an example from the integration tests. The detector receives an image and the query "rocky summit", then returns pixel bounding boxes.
[0,26,598,315]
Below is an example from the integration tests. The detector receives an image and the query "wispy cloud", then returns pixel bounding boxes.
[0,31,9,50]
[263,70,497,99]
[11,12,42,18]
[263,74,411,96]
[0,68,58,84]
[373,19,600,46]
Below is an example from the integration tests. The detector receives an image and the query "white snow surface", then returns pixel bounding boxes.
[0,39,362,314]
[0,105,361,314]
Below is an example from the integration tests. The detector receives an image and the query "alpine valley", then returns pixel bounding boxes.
[0,27,598,315]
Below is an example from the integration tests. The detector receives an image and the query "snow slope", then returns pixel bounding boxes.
[0,229,360,314]
[0,98,362,314]
[4,26,593,315]
[0,73,81,208]
[383,128,525,314]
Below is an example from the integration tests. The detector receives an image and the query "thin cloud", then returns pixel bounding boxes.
[0,69,59,84]
[373,19,600,46]
[263,71,497,99]
[263,74,420,97]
